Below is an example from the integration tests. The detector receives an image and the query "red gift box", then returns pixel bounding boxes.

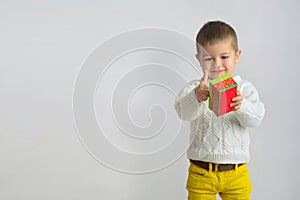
[209,74,238,116]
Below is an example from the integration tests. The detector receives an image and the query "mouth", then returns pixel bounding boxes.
[211,70,226,74]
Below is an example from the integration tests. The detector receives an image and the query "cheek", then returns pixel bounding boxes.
[200,62,213,70]
[224,60,235,68]
[227,66,235,73]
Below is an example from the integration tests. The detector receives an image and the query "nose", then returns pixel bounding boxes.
[213,58,222,68]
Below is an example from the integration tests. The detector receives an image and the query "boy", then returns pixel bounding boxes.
[174,21,265,200]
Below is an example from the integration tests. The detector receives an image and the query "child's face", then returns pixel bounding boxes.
[196,39,241,80]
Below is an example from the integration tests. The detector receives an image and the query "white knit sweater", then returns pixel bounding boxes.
[174,75,265,164]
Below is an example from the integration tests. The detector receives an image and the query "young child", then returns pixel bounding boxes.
[174,21,265,200]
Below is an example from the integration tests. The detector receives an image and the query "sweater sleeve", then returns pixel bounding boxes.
[174,80,202,121]
[234,80,265,127]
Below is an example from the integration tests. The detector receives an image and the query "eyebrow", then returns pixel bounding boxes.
[201,52,230,57]
[220,52,230,55]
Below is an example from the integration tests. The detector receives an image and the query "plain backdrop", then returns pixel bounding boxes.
[0,0,299,199]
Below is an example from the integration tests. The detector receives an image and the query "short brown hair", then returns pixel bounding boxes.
[196,20,238,53]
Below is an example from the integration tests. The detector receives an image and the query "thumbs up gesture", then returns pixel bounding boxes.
[195,70,209,102]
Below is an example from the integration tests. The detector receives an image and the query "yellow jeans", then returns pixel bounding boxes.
[186,162,252,200]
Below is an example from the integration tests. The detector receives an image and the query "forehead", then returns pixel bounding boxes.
[199,39,235,56]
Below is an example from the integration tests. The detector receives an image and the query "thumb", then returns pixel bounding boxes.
[201,70,209,84]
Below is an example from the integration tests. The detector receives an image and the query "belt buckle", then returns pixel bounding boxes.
[212,163,217,171]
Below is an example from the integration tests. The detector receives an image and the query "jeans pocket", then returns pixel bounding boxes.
[237,164,249,176]
[189,162,209,176]
[187,163,209,187]
[186,164,213,192]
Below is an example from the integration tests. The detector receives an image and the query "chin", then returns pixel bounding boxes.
[209,72,227,79]
[209,74,222,80]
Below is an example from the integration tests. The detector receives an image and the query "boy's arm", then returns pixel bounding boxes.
[234,81,265,127]
[174,80,202,121]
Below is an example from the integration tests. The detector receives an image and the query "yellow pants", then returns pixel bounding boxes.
[186,162,252,200]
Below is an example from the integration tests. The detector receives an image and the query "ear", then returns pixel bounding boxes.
[234,50,242,64]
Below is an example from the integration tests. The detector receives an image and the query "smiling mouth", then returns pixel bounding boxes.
[211,70,225,74]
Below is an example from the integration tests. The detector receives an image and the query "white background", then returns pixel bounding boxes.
[1,0,299,199]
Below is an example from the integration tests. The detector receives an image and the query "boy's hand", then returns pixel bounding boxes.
[231,91,243,111]
[195,70,209,102]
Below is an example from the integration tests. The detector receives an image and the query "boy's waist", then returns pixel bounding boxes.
[190,159,244,172]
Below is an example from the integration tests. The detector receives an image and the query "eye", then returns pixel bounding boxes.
[204,57,212,61]
[221,56,229,59]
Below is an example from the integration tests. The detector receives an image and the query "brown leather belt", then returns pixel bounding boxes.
[190,159,244,172]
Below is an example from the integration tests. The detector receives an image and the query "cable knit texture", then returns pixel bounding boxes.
[174,75,265,164]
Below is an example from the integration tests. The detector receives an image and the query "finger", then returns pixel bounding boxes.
[232,96,242,102]
[230,100,242,107]
[201,69,209,84]
[233,92,243,101]
[233,105,241,111]
[196,88,209,101]
[236,91,243,98]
